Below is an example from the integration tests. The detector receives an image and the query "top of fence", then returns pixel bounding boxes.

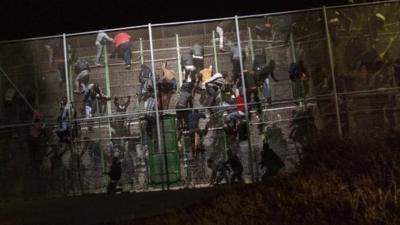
[0,0,398,44]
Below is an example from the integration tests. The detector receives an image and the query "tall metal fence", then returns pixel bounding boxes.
[0,0,399,198]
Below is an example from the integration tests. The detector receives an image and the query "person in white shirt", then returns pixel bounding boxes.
[95,30,114,66]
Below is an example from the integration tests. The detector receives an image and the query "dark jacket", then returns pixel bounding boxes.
[139,64,153,83]
[181,52,194,66]
[176,90,192,108]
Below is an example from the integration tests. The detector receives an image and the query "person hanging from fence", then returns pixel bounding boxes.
[288,108,317,158]
[181,51,196,84]
[143,90,157,141]
[113,32,132,69]
[230,43,246,84]
[138,64,153,103]
[216,20,234,52]
[259,141,285,183]
[203,71,227,108]
[104,157,122,194]
[289,60,309,104]
[158,62,177,109]
[111,96,131,138]
[95,30,114,66]
[264,123,288,157]
[238,70,260,116]
[44,40,76,87]
[199,65,213,90]
[225,88,245,130]
[54,96,72,145]
[192,43,204,74]
[160,61,177,88]
[83,83,111,119]
[176,82,194,141]
[224,150,244,183]
[223,88,248,141]
[28,109,46,179]
[253,48,278,105]
[365,12,386,42]
[73,58,91,94]
[207,158,230,185]
[254,16,273,40]
[187,109,208,159]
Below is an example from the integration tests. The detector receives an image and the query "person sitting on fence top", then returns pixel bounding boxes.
[73,58,91,94]
[95,30,114,66]
[113,32,132,69]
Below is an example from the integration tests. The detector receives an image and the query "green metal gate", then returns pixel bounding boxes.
[148,114,181,188]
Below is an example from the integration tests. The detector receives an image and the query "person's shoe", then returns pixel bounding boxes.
[94,63,102,67]
[219,48,228,53]
[125,65,131,70]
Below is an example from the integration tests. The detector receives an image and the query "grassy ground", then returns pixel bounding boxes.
[127,135,400,225]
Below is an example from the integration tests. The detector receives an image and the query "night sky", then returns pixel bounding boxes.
[0,0,349,41]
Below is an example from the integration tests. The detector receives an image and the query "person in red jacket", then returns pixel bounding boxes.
[114,32,132,69]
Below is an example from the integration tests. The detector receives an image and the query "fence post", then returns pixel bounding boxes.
[149,23,167,190]
[176,34,183,89]
[212,30,219,73]
[235,16,255,183]
[323,6,343,139]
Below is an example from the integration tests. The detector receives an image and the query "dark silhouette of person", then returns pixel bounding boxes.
[224,150,244,183]
[105,157,122,194]
[259,141,285,182]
